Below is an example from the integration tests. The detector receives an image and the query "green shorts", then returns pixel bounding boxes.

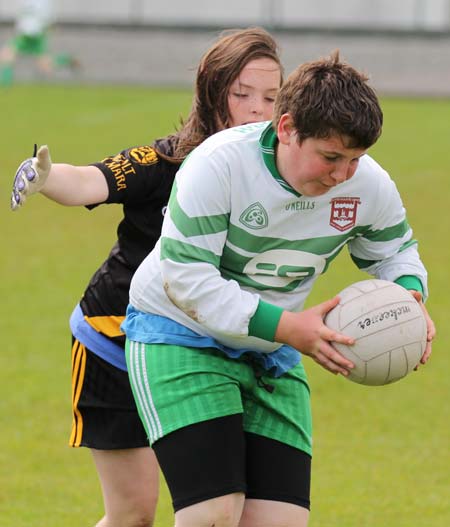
[126,340,312,455]
[12,34,48,55]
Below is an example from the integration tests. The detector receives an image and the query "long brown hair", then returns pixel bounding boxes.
[159,27,283,163]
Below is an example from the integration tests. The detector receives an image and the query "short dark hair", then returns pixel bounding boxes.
[273,50,383,148]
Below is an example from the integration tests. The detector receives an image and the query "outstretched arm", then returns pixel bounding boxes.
[11,145,108,209]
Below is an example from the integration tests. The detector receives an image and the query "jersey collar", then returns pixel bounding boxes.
[259,123,301,197]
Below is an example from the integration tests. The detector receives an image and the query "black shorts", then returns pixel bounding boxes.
[70,338,149,449]
[152,414,311,512]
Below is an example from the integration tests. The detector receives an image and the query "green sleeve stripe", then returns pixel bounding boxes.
[363,219,409,242]
[394,275,424,294]
[169,181,229,237]
[160,236,220,267]
[350,239,418,270]
[350,254,377,269]
[248,300,284,342]
[399,239,418,252]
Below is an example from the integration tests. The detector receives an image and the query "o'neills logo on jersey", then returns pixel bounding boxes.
[239,202,268,229]
[329,197,361,231]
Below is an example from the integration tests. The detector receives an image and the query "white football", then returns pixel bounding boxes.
[324,279,427,386]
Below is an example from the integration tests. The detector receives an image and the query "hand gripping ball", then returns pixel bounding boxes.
[325,279,427,386]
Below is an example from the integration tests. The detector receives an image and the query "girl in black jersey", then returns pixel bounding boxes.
[11,27,283,527]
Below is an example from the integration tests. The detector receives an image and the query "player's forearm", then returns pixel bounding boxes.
[41,164,108,206]
[273,309,302,347]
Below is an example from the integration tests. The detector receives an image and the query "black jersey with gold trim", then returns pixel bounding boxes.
[79,136,179,346]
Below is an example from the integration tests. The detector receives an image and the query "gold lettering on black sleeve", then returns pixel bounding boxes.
[102,154,136,191]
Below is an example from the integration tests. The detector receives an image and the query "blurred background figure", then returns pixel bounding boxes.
[0,0,79,86]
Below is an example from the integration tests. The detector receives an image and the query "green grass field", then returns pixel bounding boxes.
[1,85,449,527]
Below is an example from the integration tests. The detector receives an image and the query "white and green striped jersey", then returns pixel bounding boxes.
[17,0,52,36]
[129,121,427,353]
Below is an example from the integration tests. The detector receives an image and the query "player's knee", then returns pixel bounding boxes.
[210,494,242,526]
[176,493,244,527]
[99,496,156,527]
[100,511,155,527]
[122,501,156,527]
[128,515,154,527]
[131,510,155,527]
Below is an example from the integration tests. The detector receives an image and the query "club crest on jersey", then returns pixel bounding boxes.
[329,197,361,231]
[128,146,158,165]
[239,202,268,230]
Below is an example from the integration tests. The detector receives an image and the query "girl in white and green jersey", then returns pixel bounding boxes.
[123,52,435,527]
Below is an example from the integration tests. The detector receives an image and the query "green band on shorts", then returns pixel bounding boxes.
[13,34,48,55]
[126,340,312,455]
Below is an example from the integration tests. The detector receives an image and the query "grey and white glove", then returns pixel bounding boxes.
[11,144,52,211]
